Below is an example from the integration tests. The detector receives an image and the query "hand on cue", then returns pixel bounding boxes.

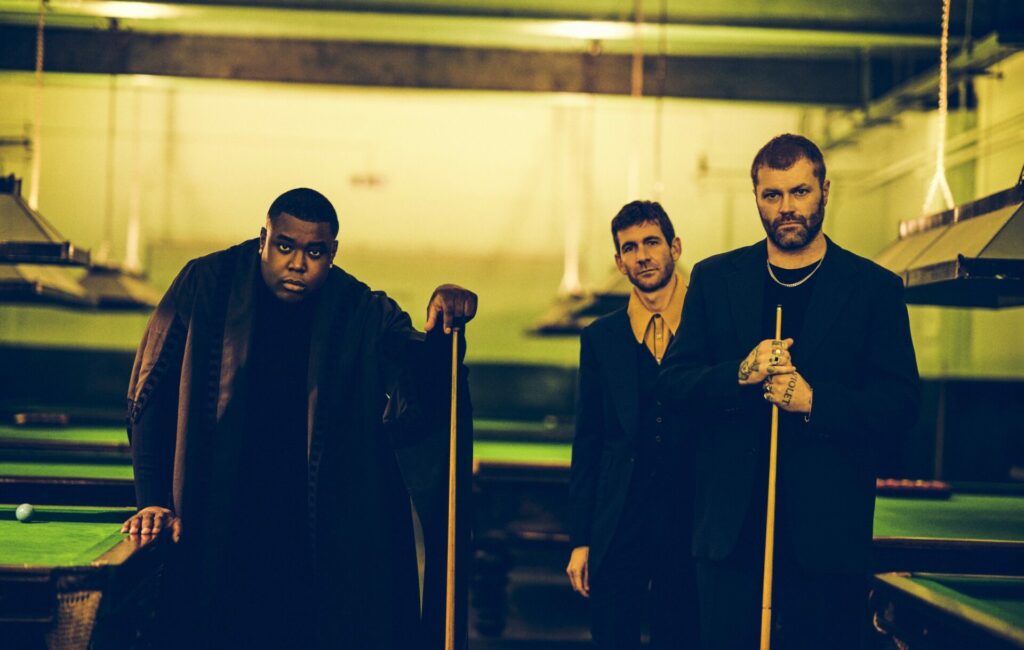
[738,338,795,384]
[425,284,478,334]
[762,371,813,413]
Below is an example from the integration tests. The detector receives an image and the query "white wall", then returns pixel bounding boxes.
[2,51,1020,370]
[0,72,805,361]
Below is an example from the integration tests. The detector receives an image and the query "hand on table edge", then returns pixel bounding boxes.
[122,505,181,543]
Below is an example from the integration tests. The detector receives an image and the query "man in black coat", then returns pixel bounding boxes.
[567,201,700,649]
[120,188,476,649]
[658,134,920,649]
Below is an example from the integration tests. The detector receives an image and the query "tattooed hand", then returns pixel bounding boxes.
[762,371,813,413]
[738,338,796,385]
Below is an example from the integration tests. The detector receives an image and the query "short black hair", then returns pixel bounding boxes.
[268,188,339,237]
[610,200,675,253]
[750,134,826,188]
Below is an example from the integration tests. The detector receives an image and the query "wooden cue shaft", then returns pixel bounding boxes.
[760,305,782,650]
[445,328,460,650]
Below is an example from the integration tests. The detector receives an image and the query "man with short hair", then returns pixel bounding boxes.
[567,200,700,649]
[121,187,476,649]
[658,134,920,649]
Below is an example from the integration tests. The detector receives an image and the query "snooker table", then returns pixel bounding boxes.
[0,504,167,650]
[0,423,136,506]
[0,424,130,460]
[0,422,559,507]
[471,439,1024,636]
[871,573,1024,649]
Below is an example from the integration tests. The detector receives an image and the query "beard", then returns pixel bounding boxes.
[628,260,675,293]
[760,197,825,250]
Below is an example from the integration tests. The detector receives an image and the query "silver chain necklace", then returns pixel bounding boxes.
[766,249,826,288]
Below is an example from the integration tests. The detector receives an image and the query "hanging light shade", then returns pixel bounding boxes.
[1,176,160,311]
[530,263,692,336]
[78,263,161,311]
[875,181,1024,309]
[0,175,96,308]
[0,263,95,307]
[0,175,91,266]
[529,271,633,336]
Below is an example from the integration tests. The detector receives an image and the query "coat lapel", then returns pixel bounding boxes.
[602,311,640,441]
[795,237,857,362]
[217,240,259,422]
[306,268,348,454]
[727,242,768,348]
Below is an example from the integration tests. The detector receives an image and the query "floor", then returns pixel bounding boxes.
[469,547,594,649]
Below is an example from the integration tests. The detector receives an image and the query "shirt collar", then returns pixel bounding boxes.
[626,272,686,344]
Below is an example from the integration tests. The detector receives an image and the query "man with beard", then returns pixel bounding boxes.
[120,187,475,649]
[567,200,700,649]
[658,134,919,649]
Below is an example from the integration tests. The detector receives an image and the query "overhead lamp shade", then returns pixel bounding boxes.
[529,265,693,335]
[0,175,90,266]
[529,271,636,336]
[875,183,1024,309]
[529,290,631,336]
[78,264,162,311]
[0,264,96,307]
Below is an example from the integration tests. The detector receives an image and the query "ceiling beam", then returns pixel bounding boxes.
[0,25,938,105]
[823,33,1021,149]
[146,0,1024,38]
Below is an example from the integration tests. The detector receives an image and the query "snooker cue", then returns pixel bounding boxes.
[445,327,460,650]
[760,305,782,650]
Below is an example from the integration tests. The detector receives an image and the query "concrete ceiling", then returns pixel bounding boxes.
[0,0,1021,104]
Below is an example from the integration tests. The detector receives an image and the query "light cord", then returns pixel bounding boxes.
[652,0,667,199]
[27,0,46,209]
[921,0,956,215]
[631,0,644,98]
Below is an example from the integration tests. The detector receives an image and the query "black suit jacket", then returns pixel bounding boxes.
[568,308,687,574]
[658,237,920,573]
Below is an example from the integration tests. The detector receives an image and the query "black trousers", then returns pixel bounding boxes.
[589,473,700,650]
[694,551,868,650]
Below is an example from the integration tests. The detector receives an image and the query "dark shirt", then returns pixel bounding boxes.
[226,278,318,644]
[762,259,822,438]
[761,260,821,346]
[733,258,823,564]
[237,277,317,534]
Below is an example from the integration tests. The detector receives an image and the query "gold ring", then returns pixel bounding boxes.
[763,391,771,401]
[770,355,781,365]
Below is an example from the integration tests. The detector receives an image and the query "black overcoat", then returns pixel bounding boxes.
[126,239,469,648]
[568,309,693,575]
[657,237,920,572]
